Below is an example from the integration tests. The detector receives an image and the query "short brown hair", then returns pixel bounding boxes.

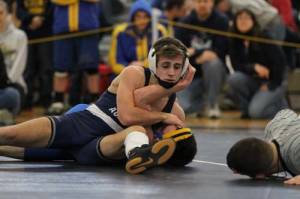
[226,137,274,177]
[153,37,187,59]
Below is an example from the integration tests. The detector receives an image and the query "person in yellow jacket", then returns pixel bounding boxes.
[109,0,167,75]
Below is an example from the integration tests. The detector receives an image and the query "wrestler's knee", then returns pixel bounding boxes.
[126,125,146,134]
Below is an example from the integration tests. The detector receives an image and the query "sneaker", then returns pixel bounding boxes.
[46,102,65,115]
[208,104,221,119]
[0,109,14,126]
[125,138,176,174]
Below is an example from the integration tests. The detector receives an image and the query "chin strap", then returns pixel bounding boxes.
[154,74,179,89]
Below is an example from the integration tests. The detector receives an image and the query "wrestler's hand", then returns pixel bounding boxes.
[162,113,184,128]
[284,175,300,185]
[170,65,196,93]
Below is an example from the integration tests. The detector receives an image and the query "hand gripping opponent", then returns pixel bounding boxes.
[163,128,197,166]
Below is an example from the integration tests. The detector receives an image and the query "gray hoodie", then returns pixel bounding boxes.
[265,109,300,176]
[229,0,278,29]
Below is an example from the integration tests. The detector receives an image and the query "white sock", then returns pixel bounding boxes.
[124,131,149,158]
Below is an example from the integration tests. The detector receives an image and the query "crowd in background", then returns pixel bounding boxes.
[0,0,299,125]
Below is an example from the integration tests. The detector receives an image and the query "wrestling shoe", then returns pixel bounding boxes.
[125,138,176,174]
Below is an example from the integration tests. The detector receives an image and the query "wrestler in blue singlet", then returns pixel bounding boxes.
[25,68,176,165]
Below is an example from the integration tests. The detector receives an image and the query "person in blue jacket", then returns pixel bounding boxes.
[47,0,101,115]
[109,0,168,75]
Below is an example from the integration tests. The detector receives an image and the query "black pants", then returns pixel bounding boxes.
[24,42,53,108]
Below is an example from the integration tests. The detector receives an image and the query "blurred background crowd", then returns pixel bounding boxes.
[0,0,300,125]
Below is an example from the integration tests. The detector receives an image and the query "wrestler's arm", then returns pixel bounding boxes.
[145,100,185,142]
[172,101,185,122]
[160,101,186,134]
[117,67,183,127]
[134,65,195,107]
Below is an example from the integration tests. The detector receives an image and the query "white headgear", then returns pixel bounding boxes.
[148,46,190,80]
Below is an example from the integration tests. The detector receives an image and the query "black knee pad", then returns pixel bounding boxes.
[163,128,197,166]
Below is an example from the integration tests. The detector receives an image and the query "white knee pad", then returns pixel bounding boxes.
[124,131,149,158]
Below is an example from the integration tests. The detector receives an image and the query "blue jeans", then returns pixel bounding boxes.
[24,42,53,107]
[177,58,226,113]
[227,72,288,119]
[0,87,21,115]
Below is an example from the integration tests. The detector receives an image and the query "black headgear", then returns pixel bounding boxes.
[163,128,197,166]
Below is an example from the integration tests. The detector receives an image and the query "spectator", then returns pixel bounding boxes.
[0,0,27,125]
[225,0,300,70]
[108,0,168,75]
[68,1,112,106]
[227,9,288,119]
[47,0,100,115]
[215,0,233,20]
[17,0,53,109]
[154,0,188,37]
[229,0,286,41]
[174,0,229,118]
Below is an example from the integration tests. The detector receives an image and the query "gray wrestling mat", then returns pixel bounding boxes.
[0,128,299,199]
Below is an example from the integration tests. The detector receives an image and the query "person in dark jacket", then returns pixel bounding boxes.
[174,0,229,118]
[152,0,188,37]
[227,9,288,119]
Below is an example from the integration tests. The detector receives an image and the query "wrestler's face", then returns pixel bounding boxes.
[236,11,254,33]
[156,55,184,82]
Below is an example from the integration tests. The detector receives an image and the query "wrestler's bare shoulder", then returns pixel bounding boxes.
[107,65,146,93]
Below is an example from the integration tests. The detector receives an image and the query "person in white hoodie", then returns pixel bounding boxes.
[0,0,27,126]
